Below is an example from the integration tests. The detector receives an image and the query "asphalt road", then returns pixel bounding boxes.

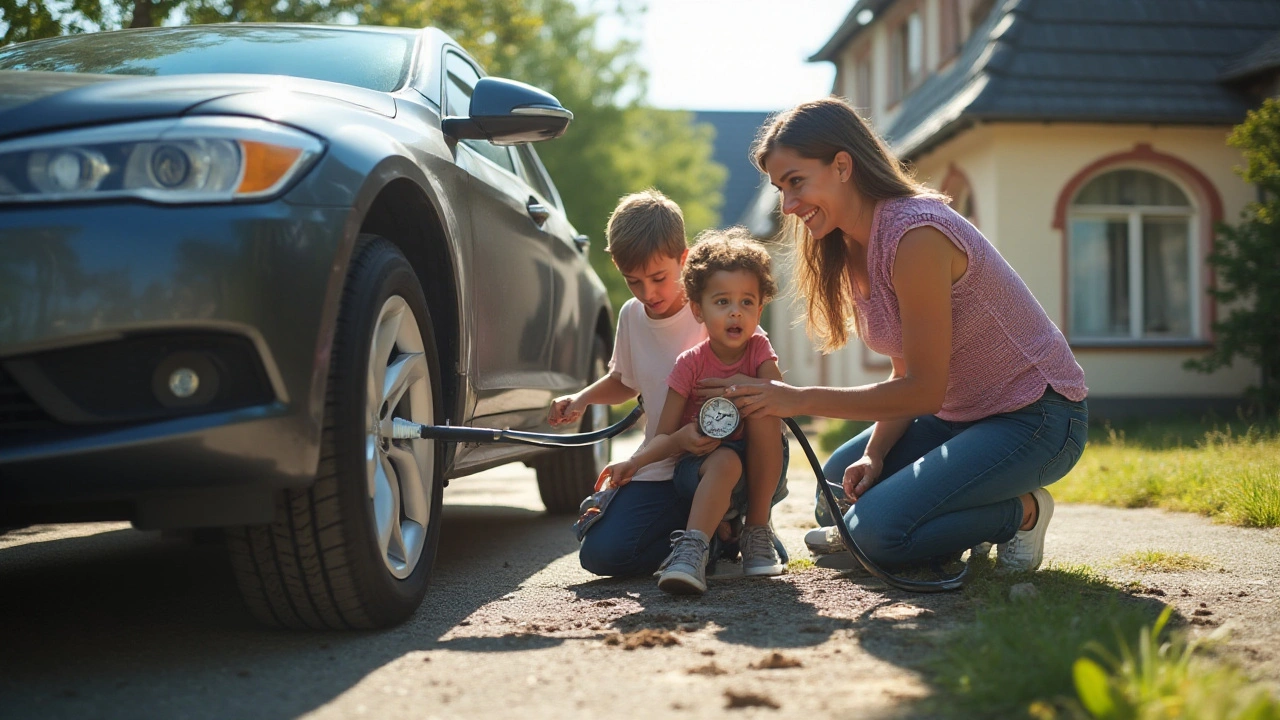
[2,434,1277,720]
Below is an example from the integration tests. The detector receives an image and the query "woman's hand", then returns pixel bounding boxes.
[596,458,638,491]
[672,422,720,456]
[843,455,883,501]
[707,377,803,419]
[548,393,585,426]
[692,373,755,400]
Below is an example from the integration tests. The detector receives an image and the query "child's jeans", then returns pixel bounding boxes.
[672,435,790,519]
[818,388,1088,567]
[579,480,690,576]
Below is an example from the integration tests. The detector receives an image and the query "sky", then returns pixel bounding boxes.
[593,0,856,112]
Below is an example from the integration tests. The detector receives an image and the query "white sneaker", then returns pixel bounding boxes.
[657,529,710,595]
[970,542,993,557]
[996,488,1055,573]
[804,525,845,555]
[740,523,784,576]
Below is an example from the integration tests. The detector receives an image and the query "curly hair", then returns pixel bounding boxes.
[682,226,777,307]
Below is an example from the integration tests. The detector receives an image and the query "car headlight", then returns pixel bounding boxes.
[0,117,323,203]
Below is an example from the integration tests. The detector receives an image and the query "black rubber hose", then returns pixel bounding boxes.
[406,404,644,448]
[783,417,969,593]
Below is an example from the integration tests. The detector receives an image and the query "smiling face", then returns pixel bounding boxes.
[620,249,688,319]
[691,269,764,361]
[764,145,854,240]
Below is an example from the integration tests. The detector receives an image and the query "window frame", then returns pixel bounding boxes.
[888,5,925,105]
[441,49,517,175]
[1066,168,1201,344]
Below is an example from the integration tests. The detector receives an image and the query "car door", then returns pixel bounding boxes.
[443,52,557,426]
[509,143,588,388]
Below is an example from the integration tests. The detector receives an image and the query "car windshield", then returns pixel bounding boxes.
[0,25,417,92]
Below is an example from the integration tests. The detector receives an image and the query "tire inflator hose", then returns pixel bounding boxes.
[396,406,968,592]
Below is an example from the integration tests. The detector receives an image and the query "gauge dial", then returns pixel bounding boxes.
[698,396,740,440]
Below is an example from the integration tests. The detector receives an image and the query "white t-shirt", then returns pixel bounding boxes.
[609,297,707,482]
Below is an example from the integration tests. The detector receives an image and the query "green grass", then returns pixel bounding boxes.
[1117,550,1214,573]
[785,557,816,573]
[1052,415,1280,528]
[923,561,1164,719]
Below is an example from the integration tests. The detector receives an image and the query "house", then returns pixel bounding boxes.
[745,0,1280,418]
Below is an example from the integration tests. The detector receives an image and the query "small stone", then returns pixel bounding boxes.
[1009,583,1039,601]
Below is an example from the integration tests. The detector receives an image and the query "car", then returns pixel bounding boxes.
[0,23,615,629]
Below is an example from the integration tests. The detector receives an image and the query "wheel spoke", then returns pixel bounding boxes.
[372,451,397,557]
[381,352,427,422]
[387,442,429,525]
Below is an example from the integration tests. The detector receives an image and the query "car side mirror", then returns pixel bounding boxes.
[442,77,573,145]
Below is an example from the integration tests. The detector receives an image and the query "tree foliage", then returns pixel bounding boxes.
[1185,98,1280,413]
[0,0,728,313]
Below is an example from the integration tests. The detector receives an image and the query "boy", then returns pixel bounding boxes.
[596,228,787,594]
[548,191,786,578]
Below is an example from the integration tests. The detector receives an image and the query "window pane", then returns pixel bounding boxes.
[1070,217,1130,337]
[907,13,923,80]
[1142,217,1192,337]
[1076,170,1189,207]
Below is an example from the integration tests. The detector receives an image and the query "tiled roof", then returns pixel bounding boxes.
[693,110,773,227]
[1220,31,1280,81]
[857,0,1280,157]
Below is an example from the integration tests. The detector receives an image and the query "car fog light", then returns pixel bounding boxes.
[168,368,200,398]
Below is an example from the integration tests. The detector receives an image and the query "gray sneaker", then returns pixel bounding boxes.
[657,529,711,595]
[740,523,785,577]
[996,488,1055,573]
[804,525,845,555]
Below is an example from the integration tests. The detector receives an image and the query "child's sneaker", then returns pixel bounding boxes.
[804,525,846,555]
[996,488,1055,573]
[740,523,785,577]
[657,529,711,595]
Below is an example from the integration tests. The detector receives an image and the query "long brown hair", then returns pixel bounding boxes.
[751,97,942,352]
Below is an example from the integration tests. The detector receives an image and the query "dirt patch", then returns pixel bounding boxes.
[603,628,681,650]
[724,690,780,710]
[749,652,803,669]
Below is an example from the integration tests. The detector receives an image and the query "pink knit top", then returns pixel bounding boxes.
[855,196,1087,421]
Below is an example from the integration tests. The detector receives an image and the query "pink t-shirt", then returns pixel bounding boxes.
[667,334,777,441]
[856,196,1087,421]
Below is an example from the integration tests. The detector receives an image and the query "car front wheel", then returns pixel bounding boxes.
[227,235,443,629]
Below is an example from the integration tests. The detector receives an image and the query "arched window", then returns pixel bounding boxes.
[1068,169,1198,340]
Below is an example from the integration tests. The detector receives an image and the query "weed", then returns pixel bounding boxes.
[786,557,816,573]
[1118,550,1213,573]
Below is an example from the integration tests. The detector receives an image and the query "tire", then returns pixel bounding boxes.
[534,335,611,514]
[227,235,444,629]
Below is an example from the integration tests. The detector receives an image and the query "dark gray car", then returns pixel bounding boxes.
[0,24,614,629]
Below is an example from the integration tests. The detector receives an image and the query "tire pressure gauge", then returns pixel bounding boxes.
[698,395,740,439]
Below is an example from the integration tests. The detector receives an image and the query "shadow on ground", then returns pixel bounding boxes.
[0,500,579,720]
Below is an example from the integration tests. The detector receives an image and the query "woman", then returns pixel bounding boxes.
[709,98,1088,573]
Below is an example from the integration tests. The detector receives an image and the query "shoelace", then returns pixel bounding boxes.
[658,530,708,572]
[741,525,777,561]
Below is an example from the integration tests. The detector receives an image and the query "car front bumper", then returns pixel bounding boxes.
[0,199,351,528]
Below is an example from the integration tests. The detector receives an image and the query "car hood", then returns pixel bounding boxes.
[0,71,396,141]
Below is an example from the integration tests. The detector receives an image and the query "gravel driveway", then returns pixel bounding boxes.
[1,434,1276,719]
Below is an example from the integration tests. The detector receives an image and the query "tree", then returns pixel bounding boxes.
[0,0,358,45]
[1185,98,1280,413]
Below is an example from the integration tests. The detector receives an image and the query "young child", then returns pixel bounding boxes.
[595,227,787,595]
[549,192,786,581]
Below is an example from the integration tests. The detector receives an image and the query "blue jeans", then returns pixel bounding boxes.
[818,388,1088,567]
[672,437,790,518]
[579,480,691,577]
